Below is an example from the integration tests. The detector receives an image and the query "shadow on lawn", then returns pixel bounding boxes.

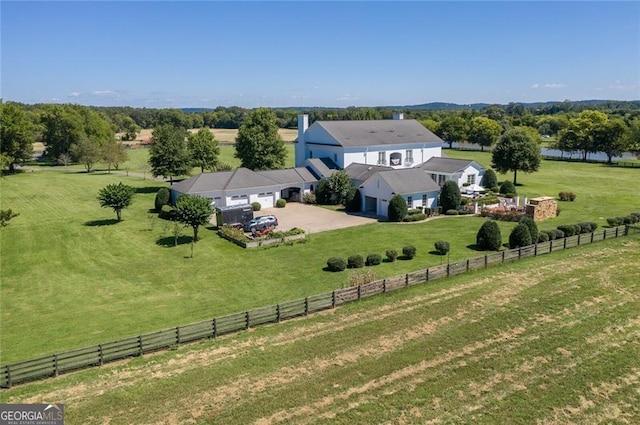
[156,236,193,247]
[135,186,162,194]
[85,219,119,226]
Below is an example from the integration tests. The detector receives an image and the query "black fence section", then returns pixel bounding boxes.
[2,224,637,388]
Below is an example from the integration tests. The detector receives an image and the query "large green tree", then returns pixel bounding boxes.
[175,195,213,242]
[97,182,135,221]
[0,102,34,173]
[235,108,287,170]
[188,128,220,173]
[437,116,469,149]
[593,117,629,164]
[101,140,128,173]
[149,124,191,183]
[468,116,502,151]
[492,128,541,185]
[560,110,609,161]
[70,137,102,172]
[626,119,640,158]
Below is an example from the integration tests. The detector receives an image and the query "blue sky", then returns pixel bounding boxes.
[2,1,639,108]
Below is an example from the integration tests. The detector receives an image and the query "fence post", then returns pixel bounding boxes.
[502,251,505,263]
[625,224,629,236]
[332,291,336,308]
[518,247,522,259]
[604,228,607,239]
[53,354,59,377]
[405,274,409,287]
[447,262,450,277]
[466,259,470,272]
[357,285,362,300]
[534,244,538,256]
[383,279,387,293]
[564,237,567,249]
[5,365,12,389]
[245,311,250,329]
[305,298,309,315]
[485,255,488,268]
[277,304,281,322]
[99,344,104,366]
[138,335,143,356]
[426,268,429,282]
[616,226,619,238]
[591,232,594,243]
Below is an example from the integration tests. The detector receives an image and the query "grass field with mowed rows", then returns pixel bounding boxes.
[2,236,639,424]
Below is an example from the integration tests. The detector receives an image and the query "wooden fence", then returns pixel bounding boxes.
[540,156,640,168]
[1,224,637,388]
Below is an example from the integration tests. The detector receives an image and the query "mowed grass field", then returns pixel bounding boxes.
[1,155,639,363]
[2,237,639,424]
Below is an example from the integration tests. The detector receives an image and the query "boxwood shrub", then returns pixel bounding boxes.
[509,223,532,248]
[251,202,262,211]
[557,224,577,237]
[434,240,450,255]
[402,245,417,259]
[275,199,286,208]
[155,187,170,212]
[366,254,382,266]
[537,232,549,243]
[347,254,364,269]
[385,249,398,262]
[327,257,346,272]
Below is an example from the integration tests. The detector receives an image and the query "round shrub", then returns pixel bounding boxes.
[251,202,261,211]
[434,240,450,255]
[403,213,427,222]
[557,224,576,237]
[499,181,517,196]
[387,194,408,222]
[554,229,565,239]
[326,257,346,272]
[537,232,549,243]
[445,209,459,215]
[543,230,557,240]
[606,218,618,227]
[159,204,176,220]
[519,216,539,244]
[402,245,417,259]
[275,198,286,208]
[347,254,364,269]
[155,187,170,212]
[302,192,316,204]
[476,220,502,251]
[491,186,500,193]
[440,181,462,212]
[509,223,533,248]
[366,254,382,266]
[385,249,398,262]
[481,169,498,189]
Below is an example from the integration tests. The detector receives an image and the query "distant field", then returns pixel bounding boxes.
[3,237,639,424]
[119,128,298,145]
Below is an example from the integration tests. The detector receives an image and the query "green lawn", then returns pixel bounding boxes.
[3,237,638,424]
[0,155,638,363]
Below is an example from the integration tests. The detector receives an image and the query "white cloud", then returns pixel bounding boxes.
[531,84,539,89]
[609,80,639,90]
[92,90,118,97]
[336,94,359,102]
[68,91,80,97]
[544,83,567,89]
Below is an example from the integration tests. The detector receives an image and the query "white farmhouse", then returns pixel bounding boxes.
[417,157,485,188]
[295,113,443,172]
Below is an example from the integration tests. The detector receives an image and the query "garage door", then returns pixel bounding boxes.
[364,196,376,212]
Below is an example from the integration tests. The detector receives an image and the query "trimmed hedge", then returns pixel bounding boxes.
[499,181,517,196]
[402,246,417,259]
[251,202,262,211]
[366,254,382,266]
[476,220,502,251]
[385,249,398,262]
[519,216,539,243]
[347,254,364,269]
[558,191,576,202]
[154,187,170,212]
[326,257,346,272]
[509,223,533,248]
[275,199,286,208]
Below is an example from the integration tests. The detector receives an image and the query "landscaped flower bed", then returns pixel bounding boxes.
[218,225,306,248]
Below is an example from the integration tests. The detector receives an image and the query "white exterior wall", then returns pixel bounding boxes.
[344,144,442,170]
[406,192,439,209]
[458,164,485,187]
[225,187,280,208]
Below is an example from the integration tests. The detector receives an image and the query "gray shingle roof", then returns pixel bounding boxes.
[257,167,317,184]
[417,157,478,173]
[373,169,441,194]
[304,157,339,179]
[314,119,443,147]
[344,163,393,182]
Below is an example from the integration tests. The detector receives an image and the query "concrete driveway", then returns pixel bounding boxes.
[260,203,378,234]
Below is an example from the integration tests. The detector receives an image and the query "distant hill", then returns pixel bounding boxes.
[182,100,639,113]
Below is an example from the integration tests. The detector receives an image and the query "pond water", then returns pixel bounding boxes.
[444,142,636,161]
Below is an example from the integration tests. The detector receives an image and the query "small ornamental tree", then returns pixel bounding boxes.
[347,254,364,269]
[481,169,498,189]
[175,195,213,242]
[476,220,502,251]
[519,216,539,244]
[327,170,353,205]
[155,187,171,212]
[499,180,517,196]
[434,240,450,256]
[402,245,417,259]
[388,194,408,222]
[439,181,461,212]
[97,182,135,221]
[509,223,533,248]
